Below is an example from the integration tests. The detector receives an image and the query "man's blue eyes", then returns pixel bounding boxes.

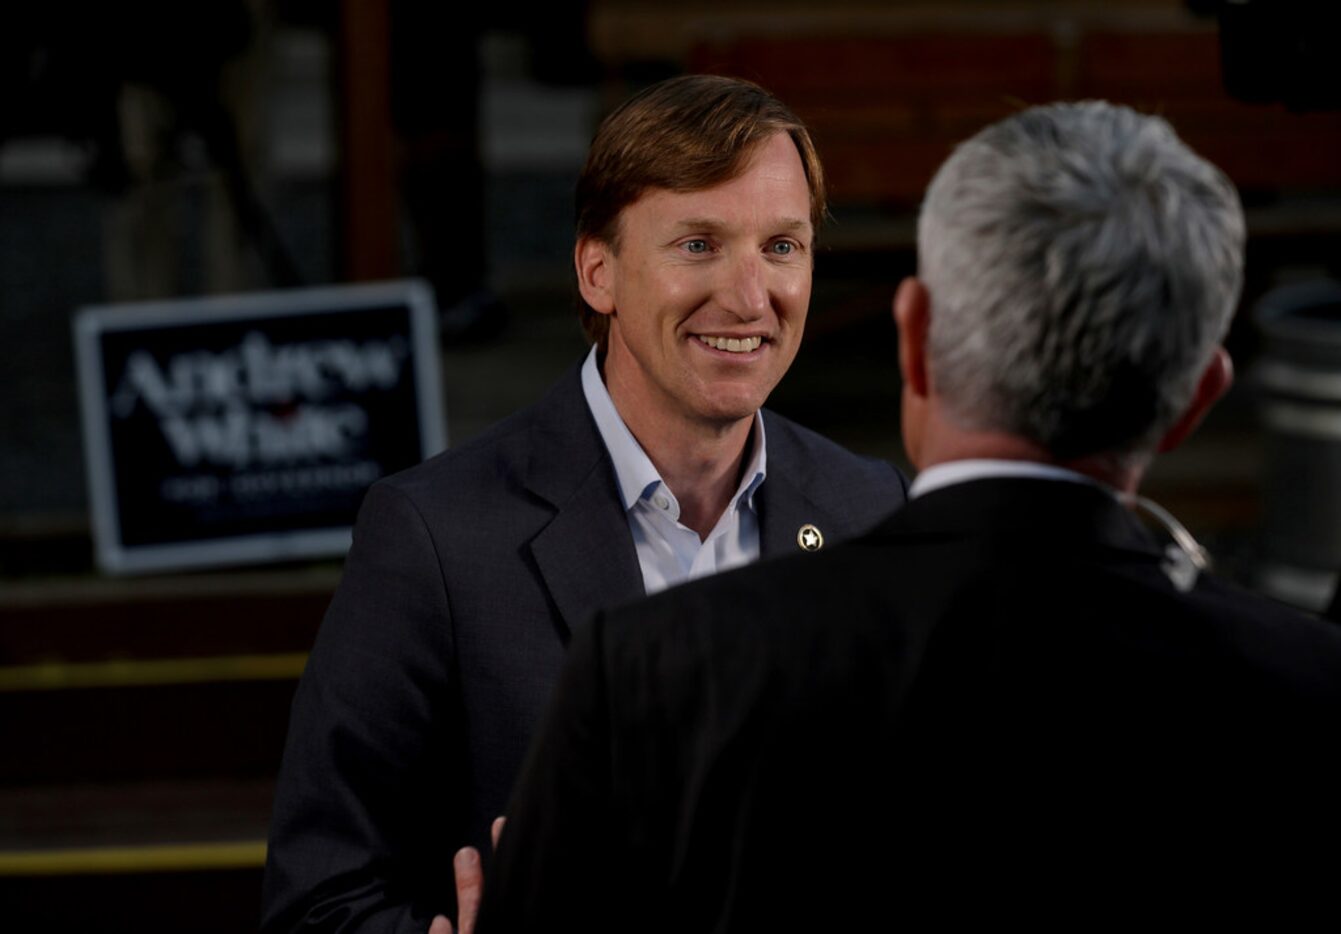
[681,240,797,255]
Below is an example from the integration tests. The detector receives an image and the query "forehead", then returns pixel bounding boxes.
[617,133,813,235]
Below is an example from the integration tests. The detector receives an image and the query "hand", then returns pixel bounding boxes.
[428,817,506,934]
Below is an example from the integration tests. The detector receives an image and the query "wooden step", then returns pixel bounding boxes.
[0,778,271,932]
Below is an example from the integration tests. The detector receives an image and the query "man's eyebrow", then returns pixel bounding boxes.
[669,218,727,234]
[669,217,812,234]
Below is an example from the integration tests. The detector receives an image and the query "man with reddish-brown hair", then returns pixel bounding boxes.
[263,75,906,932]
[573,75,827,355]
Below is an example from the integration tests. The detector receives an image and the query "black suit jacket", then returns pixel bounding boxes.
[482,477,1341,931]
[261,364,907,932]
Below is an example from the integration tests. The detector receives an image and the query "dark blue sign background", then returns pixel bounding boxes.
[96,304,427,548]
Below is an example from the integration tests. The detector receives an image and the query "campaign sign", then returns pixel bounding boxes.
[74,280,446,574]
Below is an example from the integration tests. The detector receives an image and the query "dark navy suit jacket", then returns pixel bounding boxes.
[261,364,907,931]
[482,477,1341,931]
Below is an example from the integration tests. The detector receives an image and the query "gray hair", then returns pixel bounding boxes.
[918,101,1245,463]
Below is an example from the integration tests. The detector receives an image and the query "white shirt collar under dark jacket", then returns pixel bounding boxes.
[580,347,766,594]
[910,459,1104,499]
[910,458,1206,592]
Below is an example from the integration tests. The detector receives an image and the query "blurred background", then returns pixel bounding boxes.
[3,0,1340,928]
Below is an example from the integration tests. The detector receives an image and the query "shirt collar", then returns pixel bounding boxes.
[580,346,767,514]
[909,458,1107,499]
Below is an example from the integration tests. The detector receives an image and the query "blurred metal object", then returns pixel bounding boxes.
[1253,279,1341,610]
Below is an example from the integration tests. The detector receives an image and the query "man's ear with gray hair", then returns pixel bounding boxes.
[1156,346,1233,454]
[894,276,931,399]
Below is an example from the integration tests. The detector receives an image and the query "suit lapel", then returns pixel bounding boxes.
[758,468,823,559]
[756,415,833,560]
[523,367,644,641]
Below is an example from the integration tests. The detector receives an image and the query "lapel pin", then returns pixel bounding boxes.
[797,523,824,552]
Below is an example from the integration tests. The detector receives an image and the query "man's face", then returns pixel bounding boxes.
[585,132,813,433]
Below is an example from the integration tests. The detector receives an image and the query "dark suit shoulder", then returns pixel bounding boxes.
[1182,573,1341,696]
[378,408,532,505]
[374,363,601,518]
[600,521,1341,713]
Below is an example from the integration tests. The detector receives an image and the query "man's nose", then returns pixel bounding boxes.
[718,252,770,320]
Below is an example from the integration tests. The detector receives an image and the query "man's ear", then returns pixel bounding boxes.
[1158,345,1233,453]
[893,277,931,400]
[574,237,616,316]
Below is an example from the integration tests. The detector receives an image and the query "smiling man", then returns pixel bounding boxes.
[575,129,819,564]
[262,75,908,932]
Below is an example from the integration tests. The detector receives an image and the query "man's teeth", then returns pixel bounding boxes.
[698,335,763,353]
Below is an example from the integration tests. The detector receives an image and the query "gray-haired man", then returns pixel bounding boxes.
[478,102,1341,930]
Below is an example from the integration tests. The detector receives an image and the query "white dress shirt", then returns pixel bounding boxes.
[909,459,1105,498]
[581,347,766,595]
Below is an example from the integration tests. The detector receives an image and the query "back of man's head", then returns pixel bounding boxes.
[574,74,826,352]
[918,101,1245,465]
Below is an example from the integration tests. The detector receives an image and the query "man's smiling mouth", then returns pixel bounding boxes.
[695,335,764,353]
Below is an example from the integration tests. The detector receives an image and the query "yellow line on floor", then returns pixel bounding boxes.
[0,840,267,875]
[0,653,308,691]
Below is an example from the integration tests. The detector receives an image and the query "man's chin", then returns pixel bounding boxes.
[692,391,769,427]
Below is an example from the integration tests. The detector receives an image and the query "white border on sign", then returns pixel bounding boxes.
[73,279,446,575]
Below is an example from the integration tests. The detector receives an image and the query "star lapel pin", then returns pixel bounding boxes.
[797,523,824,552]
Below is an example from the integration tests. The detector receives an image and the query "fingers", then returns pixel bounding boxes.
[454,846,485,934]
[445,824,503,934]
